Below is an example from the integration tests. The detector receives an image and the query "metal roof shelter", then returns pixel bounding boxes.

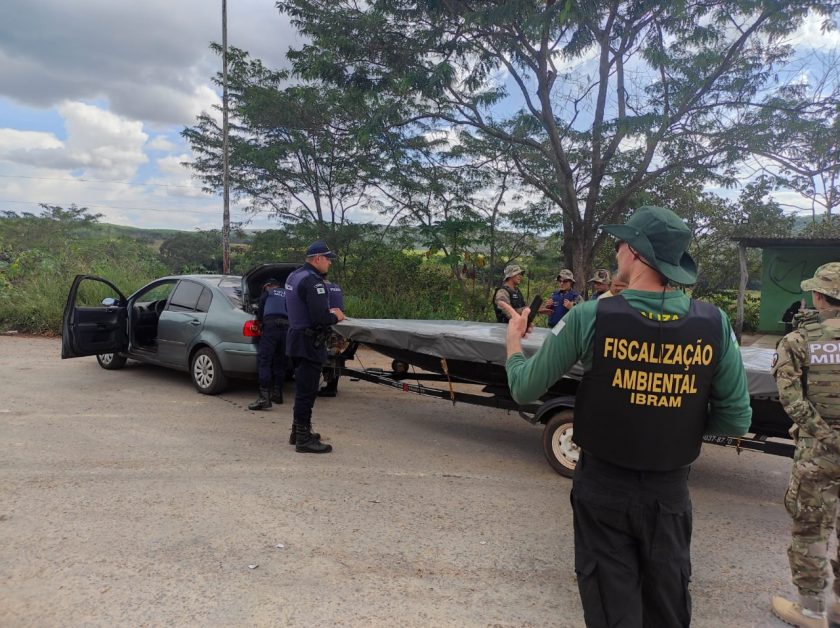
[733,237,840,339]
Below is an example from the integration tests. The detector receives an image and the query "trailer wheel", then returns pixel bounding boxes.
[391,359,409,377]
[542,410,578,478]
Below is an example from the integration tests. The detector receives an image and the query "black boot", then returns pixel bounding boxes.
[317,372,339,397]
[248,388,272,411]
[270,385,284,404]
[317,382,337,397]
[289,423,321,445]
[295,424,332,453]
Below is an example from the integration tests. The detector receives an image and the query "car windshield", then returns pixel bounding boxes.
[217,276,243,308]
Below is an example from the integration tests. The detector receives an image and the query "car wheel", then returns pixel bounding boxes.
[191,348,228,395]
[542,410,578,478]
[96,353,127,370]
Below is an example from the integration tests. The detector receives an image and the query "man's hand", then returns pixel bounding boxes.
[498,301,532,358]
[330,308,346,322]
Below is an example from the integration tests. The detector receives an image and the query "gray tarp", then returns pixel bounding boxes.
[333,318,778,398]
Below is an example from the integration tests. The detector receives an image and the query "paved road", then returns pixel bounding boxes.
[1,336,798,626]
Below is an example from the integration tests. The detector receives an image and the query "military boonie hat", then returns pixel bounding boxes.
[503,264,525,280]
[601,205,697,285]
[556,269,575,283]
[801,262,840,300]
[589,269,610,283]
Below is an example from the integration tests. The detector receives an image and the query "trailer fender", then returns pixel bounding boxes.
[534,395,576,425]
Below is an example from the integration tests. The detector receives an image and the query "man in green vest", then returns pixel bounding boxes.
[500,205,751,627]
[771,262,840,628]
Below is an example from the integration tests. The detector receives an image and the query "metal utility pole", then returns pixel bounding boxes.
[221,0,231,274]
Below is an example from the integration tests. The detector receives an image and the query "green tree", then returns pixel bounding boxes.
[0,204,103,257]
[636,177,794,294]
[0,205,165,334]
[736,52,840,222]
[159,230,226,274]
[801,214,840,238]
[183,45,381,246]
[278,0,836,283]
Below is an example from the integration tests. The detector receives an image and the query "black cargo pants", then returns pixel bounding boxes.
[572,453,693,628]
[291,356,322,430]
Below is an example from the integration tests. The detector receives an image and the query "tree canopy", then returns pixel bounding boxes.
[183,45,381,241]
[277,0,838,282]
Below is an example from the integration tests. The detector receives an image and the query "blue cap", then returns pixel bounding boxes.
[305,240,336,259]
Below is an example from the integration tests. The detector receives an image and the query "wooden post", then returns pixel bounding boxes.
[735,242,748,344]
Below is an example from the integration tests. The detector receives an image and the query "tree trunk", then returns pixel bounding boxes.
[567,231,596,300]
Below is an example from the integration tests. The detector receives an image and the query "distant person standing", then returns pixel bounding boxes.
[588,269,611,299]
[493,264,526,323]
[248,278,288,411]
[546,269,582,326]
[771,263,840,628]
[599,275,628,299]
[284,241,345,453]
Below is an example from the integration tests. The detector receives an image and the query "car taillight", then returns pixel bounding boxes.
[243,320,261,337]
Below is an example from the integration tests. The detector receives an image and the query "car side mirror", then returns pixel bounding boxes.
[101,297,118,306]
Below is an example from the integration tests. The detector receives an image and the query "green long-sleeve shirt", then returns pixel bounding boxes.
[505,290,752,437]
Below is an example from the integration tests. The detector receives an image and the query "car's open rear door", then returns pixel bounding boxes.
[61,275,128,359]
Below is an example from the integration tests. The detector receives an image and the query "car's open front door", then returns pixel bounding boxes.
[61,275,127,359]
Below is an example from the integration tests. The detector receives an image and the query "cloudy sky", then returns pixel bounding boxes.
[0,2,837,231]
[0,0,301,231]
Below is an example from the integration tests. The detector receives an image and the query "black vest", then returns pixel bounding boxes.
[574,295,722,471]
[493,286,526,323]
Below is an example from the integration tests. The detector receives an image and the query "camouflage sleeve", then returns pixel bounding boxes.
[773,331,840,452]
[494,289,513,319]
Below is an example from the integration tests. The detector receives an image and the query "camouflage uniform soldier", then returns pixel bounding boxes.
[771,262,840,628]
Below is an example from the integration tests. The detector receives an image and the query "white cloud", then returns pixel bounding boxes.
[147,135,177,152]
[789,11,840,51]
[148,154,207,199]
[0,129,63,153]
[0,102,147,178]
[0,0,295,126]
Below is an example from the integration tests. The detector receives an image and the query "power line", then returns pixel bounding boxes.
[0,173,203,191]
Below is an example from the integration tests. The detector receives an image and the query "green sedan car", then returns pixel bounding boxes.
[60,263,300,394]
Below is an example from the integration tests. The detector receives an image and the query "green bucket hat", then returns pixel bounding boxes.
[602,206,697,285]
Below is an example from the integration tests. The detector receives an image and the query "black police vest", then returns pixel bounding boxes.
[493,286,526,323]
[573,295,722,471]
[285,266,322,330]
[263,287,288,318]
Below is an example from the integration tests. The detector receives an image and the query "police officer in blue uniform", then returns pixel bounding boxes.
[248,278,289,411]
[284,241,345,453]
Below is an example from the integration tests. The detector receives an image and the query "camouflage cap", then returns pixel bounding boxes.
[503,264,525,280]
[801,262,840,299]
[589,269,610,283]
[556,269,575,283]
